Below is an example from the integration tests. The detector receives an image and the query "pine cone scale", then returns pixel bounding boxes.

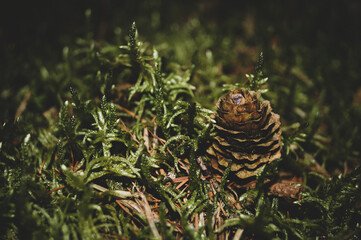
[214,112,280,139]
[213,136,280,154]
[211,142,280,168]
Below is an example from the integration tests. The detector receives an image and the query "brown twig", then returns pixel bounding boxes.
[14,91,31,121]
[38,154,47,175]
[175,177,189,190]
[139,191,161,239]
[48,185,66,194]
[146,126,166,145]
[118,118,139,145]
[117,105,137,119]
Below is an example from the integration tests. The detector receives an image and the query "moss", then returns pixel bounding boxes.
[1,1,361,239]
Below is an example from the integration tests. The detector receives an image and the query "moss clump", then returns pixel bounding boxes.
[1,2,361,239]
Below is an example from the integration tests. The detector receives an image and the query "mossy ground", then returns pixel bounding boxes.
[1,1,361,239]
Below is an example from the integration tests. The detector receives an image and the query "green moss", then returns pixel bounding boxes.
[1,2,361,239]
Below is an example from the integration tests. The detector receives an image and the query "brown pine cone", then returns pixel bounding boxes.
[207,88,282,184]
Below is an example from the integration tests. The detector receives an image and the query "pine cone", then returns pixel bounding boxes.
[207,88,282,183]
